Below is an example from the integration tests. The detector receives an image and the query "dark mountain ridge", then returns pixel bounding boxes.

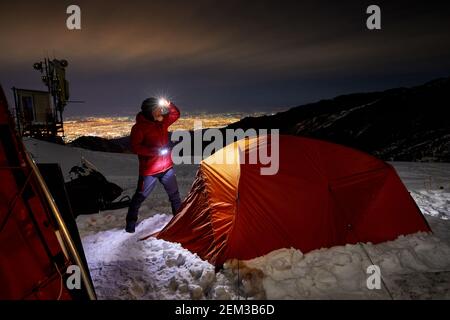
[226,77,450,161]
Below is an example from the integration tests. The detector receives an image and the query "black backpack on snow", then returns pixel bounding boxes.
[65,159,130,216]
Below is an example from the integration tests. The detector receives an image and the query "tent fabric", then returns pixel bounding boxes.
[152,135,431,267]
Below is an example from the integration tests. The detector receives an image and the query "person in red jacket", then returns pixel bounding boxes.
[125,97,182,233]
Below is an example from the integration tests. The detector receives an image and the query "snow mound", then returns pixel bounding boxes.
[235,233,450,299]
[82,214,239,300]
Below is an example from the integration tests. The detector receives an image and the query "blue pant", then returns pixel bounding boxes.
[126,168,181,223]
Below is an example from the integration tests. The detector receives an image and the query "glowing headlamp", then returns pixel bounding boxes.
[159,148,169,156]
[158,98,169,107]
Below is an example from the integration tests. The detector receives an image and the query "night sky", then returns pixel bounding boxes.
[1,0,450,117]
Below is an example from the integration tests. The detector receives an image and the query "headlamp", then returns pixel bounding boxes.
[159,148,169,156]
[158,98,169,107]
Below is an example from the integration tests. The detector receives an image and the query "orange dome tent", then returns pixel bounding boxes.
[150,135,430,267]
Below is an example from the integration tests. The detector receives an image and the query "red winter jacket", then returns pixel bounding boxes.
[130,102,180,176]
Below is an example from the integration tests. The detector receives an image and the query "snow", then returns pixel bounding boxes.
[81,214,238,299]
[241,232,450,299]
[24,139,450,300]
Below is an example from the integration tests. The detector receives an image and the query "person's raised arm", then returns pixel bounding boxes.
[130,125,159,157]
[164,102,180,127]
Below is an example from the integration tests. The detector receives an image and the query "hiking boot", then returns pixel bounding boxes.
[125,220,136,233]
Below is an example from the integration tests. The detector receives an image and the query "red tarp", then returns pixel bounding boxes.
[0,86,73,299]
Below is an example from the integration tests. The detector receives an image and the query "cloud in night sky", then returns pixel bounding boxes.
[1,0,450,116]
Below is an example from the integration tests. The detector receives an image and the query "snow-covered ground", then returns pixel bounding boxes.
[24,138,450,300]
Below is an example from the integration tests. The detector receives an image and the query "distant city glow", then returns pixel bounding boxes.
[62,112,269,142]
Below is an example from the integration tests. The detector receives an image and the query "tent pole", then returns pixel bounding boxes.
[24,150,97,300]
